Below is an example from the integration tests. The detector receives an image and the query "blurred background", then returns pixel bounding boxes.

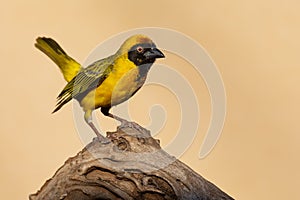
[1,1,300,199]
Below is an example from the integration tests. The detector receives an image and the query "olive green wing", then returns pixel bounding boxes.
[52,57,114,113]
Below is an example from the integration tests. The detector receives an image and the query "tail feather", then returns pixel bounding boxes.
[35,37,82,82]
[35,37,82,112]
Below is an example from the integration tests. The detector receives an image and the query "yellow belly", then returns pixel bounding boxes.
[80,58,142,111]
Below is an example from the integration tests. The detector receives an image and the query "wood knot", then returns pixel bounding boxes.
[142,177,159,188]
[113,137,131,151]
[137,137,146,144]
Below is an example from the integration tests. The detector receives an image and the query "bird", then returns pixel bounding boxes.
[35,34,165,143]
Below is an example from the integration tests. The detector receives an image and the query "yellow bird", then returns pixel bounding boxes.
[35,35,165,142]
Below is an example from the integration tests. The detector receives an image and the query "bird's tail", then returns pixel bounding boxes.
[35,37,82,82]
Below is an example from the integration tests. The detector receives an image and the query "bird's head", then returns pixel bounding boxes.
[118,34,165,66]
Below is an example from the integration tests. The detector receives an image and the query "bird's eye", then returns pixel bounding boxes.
[136,46,144,53]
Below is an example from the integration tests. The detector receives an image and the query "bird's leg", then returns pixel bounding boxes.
[87,121,105,140]
[84,110,110,144]
[101,107,130,125]
[107,113,130,125]
[101,107,148,133]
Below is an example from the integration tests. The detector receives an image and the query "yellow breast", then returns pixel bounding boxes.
[80,56,141,111]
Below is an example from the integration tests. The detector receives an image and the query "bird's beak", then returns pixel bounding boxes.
[144,48,165,60]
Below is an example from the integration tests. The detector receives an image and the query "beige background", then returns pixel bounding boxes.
[1,1,299,199]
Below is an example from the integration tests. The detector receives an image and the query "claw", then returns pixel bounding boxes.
[87,121,110,144]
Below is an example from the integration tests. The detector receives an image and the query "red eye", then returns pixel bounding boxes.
[136,46,143,53]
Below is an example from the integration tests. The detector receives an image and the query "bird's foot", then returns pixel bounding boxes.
[108,113,149,134]
[119,119,148,134]
[88,121,111,144]
[98,136,111,144]
[93,131,111,144]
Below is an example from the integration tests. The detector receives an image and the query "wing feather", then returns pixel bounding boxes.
[53,56,114,112]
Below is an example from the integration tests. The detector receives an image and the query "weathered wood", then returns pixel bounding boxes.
[30,123,234,200]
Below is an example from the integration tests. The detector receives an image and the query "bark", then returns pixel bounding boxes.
[30,123,234,200]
